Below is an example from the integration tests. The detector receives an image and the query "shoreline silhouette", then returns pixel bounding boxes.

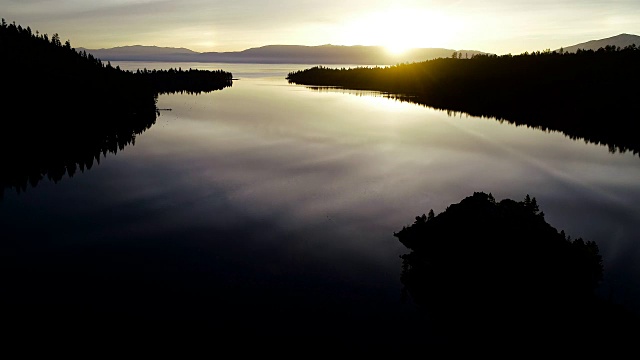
[288,47,640,157]
[0,19,233,197]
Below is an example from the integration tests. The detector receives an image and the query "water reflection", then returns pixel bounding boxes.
[0,86,231,198]
[2,64,640,349]
[150,78,640,315]
[306,86,640,157]
[0,103,159,198]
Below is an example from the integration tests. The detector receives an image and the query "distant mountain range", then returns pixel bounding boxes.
[557,33,640,53]
[79,33,640,64]
[77,44,487,65]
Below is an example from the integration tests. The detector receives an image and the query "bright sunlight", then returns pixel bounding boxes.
[341,8,457,54]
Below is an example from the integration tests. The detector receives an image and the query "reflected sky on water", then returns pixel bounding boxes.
[2,63,639,346]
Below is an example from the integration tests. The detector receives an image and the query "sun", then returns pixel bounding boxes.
[341,8,455,55]
[386,43,413,55]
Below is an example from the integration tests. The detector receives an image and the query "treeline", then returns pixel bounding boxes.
[395,191,639,347]
[0,18,232,196]
[287,46,640,156]
[0,18,233,102]
[0,18,154,116]
[135,67,232,94]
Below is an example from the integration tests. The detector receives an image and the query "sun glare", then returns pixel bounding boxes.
[386,43,411,55]
[341,8,456,55]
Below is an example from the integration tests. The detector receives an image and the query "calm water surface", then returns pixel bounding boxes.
[2,62,639,347]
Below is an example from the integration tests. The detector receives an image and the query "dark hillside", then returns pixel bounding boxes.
[0,18,232,196]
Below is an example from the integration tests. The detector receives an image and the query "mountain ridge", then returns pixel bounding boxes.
[87,44,199,55]
[557,33,640,53]
[79,33,640,64]
[78,44,488,64]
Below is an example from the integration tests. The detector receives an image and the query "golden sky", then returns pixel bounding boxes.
[2,0,639,54]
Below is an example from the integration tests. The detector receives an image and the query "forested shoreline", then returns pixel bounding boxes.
[0,18,232,196]
[288,47,640,156]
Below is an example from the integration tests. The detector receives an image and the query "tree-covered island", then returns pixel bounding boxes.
[395,191,639,349]
[288,47,640,156]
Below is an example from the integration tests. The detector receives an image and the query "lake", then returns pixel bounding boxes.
[2,62,639,349]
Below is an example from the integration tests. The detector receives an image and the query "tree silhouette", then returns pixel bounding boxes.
[0,18,233,197]
[394,192,639,348]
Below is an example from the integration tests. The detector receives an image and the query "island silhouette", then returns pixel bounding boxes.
[395,191,639,349]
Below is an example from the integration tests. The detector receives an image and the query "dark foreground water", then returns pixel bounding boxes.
[2,63,639,351]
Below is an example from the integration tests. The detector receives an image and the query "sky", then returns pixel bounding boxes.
[2,0,640,55]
